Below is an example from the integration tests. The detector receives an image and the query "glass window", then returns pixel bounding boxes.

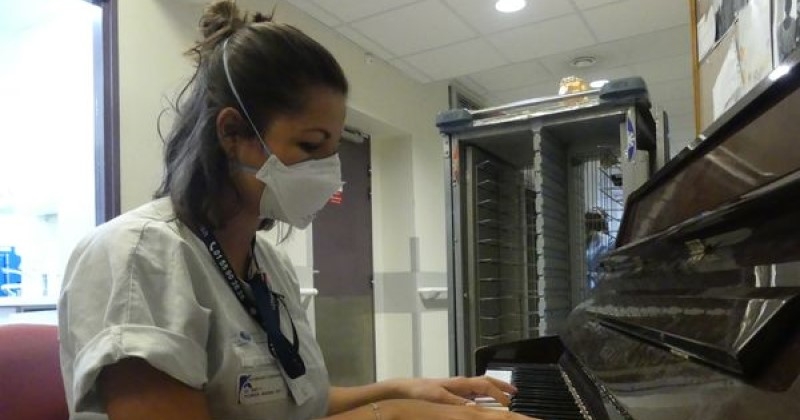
[0,0,114,304]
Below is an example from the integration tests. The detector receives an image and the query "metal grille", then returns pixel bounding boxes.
[467,147,523,347]
[570,152,622,303]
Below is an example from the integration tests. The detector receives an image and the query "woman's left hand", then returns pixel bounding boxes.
[388,376,518,407]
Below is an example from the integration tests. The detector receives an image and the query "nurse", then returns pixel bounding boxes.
[58,1,532,419]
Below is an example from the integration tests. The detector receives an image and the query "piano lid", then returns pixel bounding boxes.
[617,49,800,248]
[545,49,800,420]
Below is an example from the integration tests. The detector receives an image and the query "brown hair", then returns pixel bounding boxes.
[155,0,349,229]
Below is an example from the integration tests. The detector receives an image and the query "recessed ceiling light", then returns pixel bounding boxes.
[590,79,609,88]
[495,0,526,13]
[571,56,597,68]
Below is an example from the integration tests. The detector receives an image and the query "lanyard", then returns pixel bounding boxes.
[196,226,306,379]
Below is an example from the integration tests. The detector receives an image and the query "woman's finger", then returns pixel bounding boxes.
[471,378,512,406]
[481,375,517,394]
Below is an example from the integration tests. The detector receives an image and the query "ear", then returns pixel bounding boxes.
[216,107,247,158]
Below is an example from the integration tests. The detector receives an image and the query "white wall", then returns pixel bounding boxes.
[117,0,451,379]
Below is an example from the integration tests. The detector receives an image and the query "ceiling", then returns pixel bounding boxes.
[283,0,696,151]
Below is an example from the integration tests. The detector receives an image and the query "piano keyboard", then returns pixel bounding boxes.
[487,364,590,419]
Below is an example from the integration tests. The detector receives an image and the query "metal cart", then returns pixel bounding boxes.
[437,78,669,375]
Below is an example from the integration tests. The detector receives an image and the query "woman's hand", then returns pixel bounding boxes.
[386,376,517,406]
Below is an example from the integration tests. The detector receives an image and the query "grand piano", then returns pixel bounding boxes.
[470,48,800,419]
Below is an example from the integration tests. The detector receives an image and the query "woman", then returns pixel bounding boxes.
[58,1,532,419]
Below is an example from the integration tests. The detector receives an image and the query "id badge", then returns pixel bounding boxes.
[283,370,314,406]
[237,371,286,405]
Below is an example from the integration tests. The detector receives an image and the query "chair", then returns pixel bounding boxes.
[0,323,69,420]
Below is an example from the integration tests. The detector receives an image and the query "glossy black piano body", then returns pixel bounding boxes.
[476,52,800,419]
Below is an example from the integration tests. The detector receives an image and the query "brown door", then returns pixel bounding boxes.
[312,136,375,386]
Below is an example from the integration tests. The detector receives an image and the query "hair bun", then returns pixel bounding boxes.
[199,0,246,41]
[187,1,275,62]
[252,12,273,24]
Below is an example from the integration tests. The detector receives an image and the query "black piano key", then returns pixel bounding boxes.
[515,379,567,386]
[516,392,574,401]
[512,404,582,414]
[509,404,582,416]
[513,400,577,408]
[515,412,584,420]
[514,411,583,419]
[512,396,580,405]
[506,364,585,420]
[514,387,573,395]
[515,378,566,385]
[514,395,574,402]
[515,384,571,392]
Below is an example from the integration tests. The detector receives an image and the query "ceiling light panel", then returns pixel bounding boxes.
[495,0,526,13]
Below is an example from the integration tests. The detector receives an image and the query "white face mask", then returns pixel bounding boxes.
[223,39,343,229]
[246,153,343,228]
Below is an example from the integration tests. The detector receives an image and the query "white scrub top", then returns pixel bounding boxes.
[58,198,330,420]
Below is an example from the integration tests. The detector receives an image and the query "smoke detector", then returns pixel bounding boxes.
[571,56,597,68]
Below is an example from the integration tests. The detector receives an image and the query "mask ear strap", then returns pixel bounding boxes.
[222,38,271,156]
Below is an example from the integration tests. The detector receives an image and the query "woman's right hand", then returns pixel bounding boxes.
[377,399,537,420]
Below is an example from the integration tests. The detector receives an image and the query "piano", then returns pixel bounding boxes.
[474,51,800,419]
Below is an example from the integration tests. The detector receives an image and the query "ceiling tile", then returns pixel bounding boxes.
[538,25,690,77]
[630,54,692,84]
[403,38,508,80]
[538,43,627,76]
[283,0,342,27]
[311,0,419,23]
[581,0,689,42]
[571,0,624,10]
[649,78,693,103]
[389,59,433,84]
[336,25,396,61]
[469,59,553,91]
[487,14,596,62]
[350,0,476,56]
[488,79,563,104]
[442,0,575,35]
[632,25,692,60]
[452,76,491,100]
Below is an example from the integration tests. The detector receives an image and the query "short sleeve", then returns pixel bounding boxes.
[58,221,211,414]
